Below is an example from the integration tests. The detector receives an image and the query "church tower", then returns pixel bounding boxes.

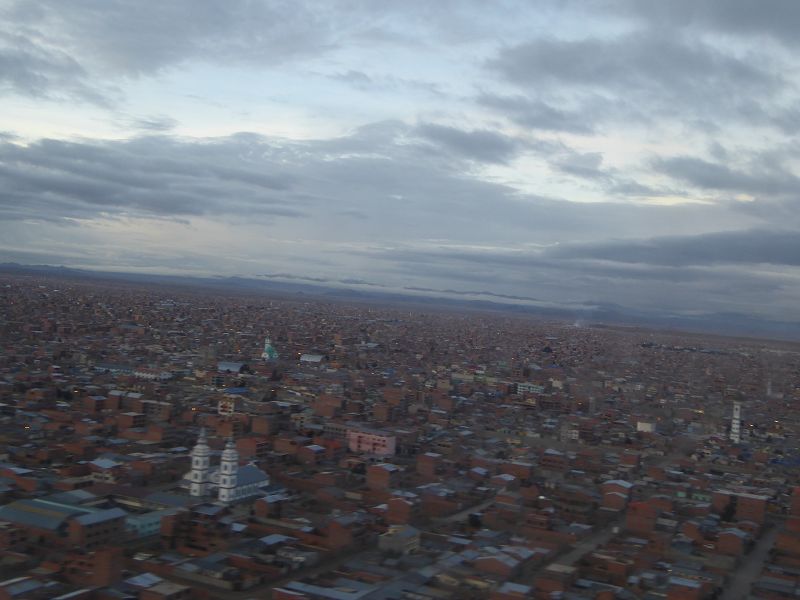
[189,428,211,497]
[218,437,239,504]
[730,400,742,444]
[261,336,279,360]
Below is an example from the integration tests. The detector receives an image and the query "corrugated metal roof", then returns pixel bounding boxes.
[45,490,97,505]
[125,572,163,588]
[73,507,127,526]
[144,492,194,508]
[0,500,82,531]
[237,464,269,486]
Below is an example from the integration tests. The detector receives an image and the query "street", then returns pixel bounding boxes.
[721,523,779,600]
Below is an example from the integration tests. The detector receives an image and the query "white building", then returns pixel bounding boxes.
[133,368,173,381]
[730,401,742,443]
[261,337,279,360]
[189,428,211,497]
[217,438,238,503]
[636,421,657,433]
[217,397,238,417]
[186,431,270,503]
[347,425,396,457]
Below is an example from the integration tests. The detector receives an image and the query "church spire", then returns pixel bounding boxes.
[218,436,239,504]
[189,427,210,497]
[262,336,279,360]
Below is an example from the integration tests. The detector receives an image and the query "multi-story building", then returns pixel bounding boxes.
[346,425,396,457]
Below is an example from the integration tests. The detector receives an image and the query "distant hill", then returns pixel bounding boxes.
[2,261,798,342]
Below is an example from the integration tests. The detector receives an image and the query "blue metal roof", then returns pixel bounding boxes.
[224,387,248,395]
[73,507,127,526]
[237,464,269,487]
[0,500,82,531]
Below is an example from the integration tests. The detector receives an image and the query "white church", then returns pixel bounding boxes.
[185,429,270,503]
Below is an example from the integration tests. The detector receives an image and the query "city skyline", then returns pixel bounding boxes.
[2,1,800,326]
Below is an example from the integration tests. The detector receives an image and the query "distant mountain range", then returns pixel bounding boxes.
[2,261,799,342]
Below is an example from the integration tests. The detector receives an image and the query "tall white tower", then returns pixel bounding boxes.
[189,428,211,497]
[261,336,278,360]
[730,401,742,444]
[218,437,239,504]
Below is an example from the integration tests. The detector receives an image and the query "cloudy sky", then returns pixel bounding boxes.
[2,1,800,324]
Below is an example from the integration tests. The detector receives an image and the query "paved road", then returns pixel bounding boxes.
[262,544,374,600]
[433,495,498,525]
[160,543,372,600]
[721,523,779,600]
[556,521,621,566]
[515,516,622,586]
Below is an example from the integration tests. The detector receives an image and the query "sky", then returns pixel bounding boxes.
[2,0,800,324]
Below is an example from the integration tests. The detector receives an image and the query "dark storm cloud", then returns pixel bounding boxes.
[416,123,524,164]
[605,180,668,198]
[484,28,787,135]
[350,242,800,319]
[0,120,797,321]
[1,0,798,328]
[0,0,347,105]
[260,272,547,305]
[3,0,337,76]
[0,30,111,104]
[330,70,374,89]
[0,136,303,221]
[354,239,769,277]
[327,70,446,97]
[544,146,678,199]
[476,94,596,134]
[654,156,800,197]
[614,0,800,48]
[493,33,775,91]
[550,151,606,180]
[0,123,516,223]
[260,273,371,286]
[0,122,755,241]
[128,115,179,132]
[547,230,800,268]
[403,286,543,303]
